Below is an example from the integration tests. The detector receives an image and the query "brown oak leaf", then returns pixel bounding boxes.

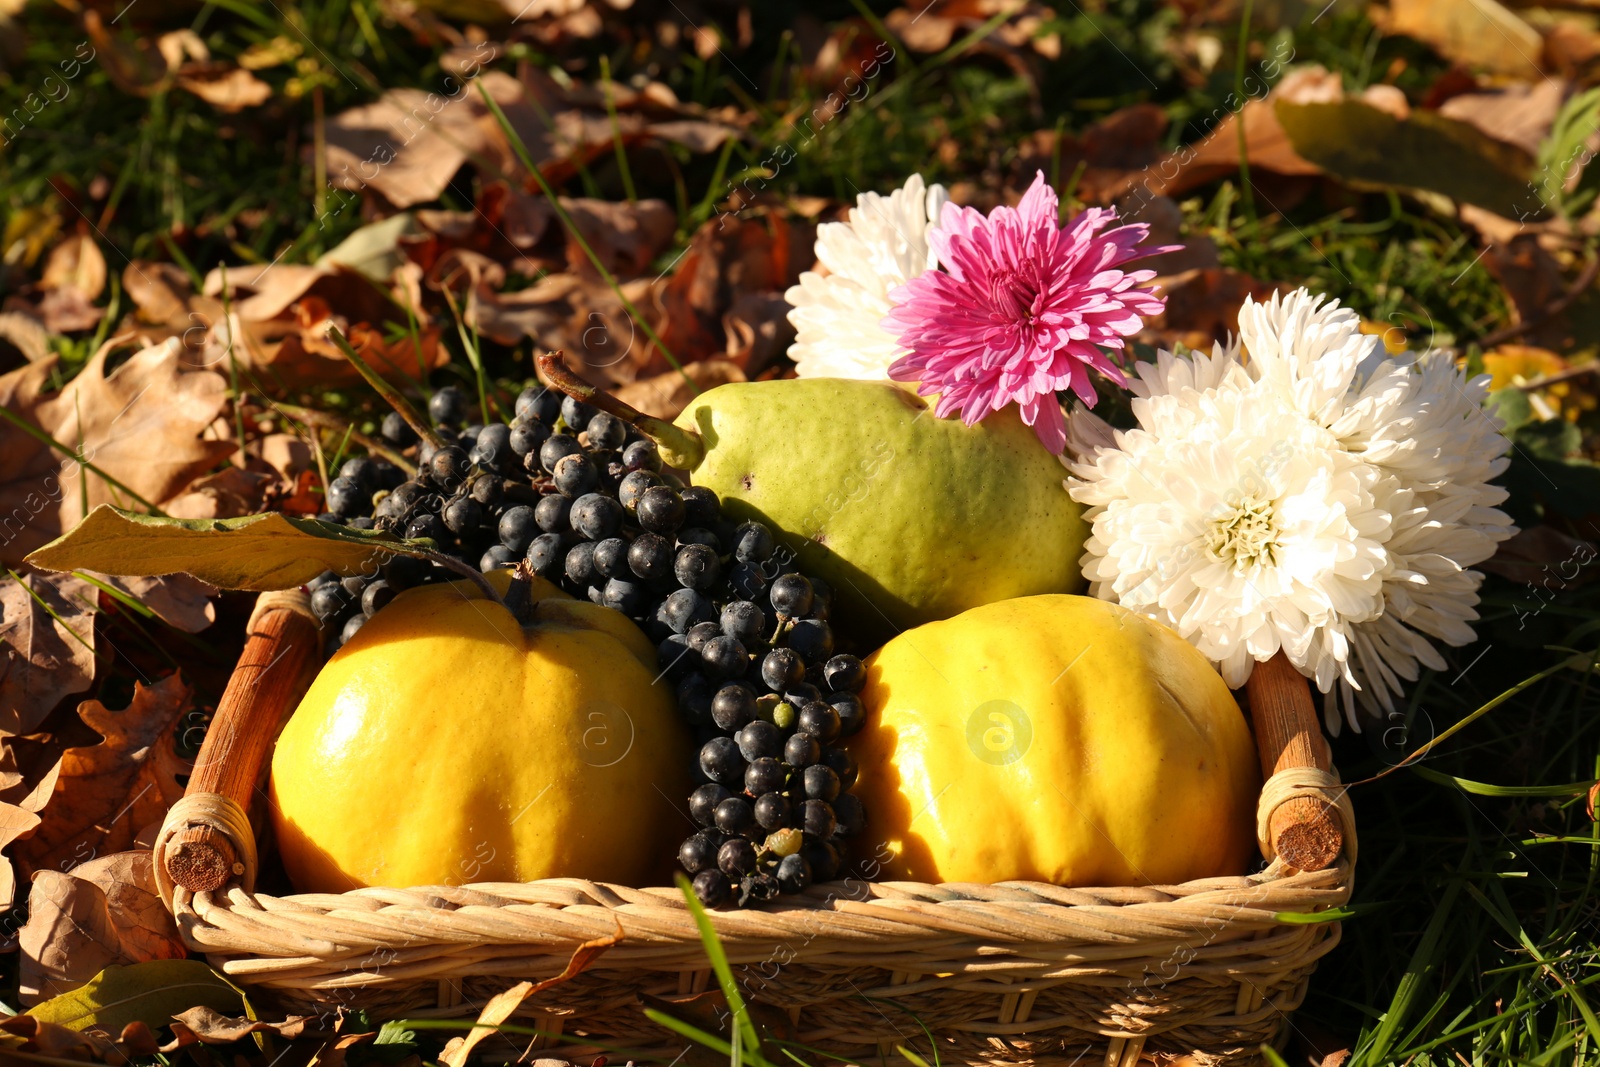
[0,742,63,913]
[33,339,234,546]
[17,851,186,1005]
[12,673,193,880]
[163,1008,313,1049]
[0,567,98,736]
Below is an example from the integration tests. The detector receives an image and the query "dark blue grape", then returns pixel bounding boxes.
[776,853,811,894]
[429,385,469,426]
[480,545,517,572]
[406,513,447,542]
[585,411,627,450]
[471,423,513,471]
[674,544,720,590]
[561,395,597,432]
[637,486,686,535]
[325,476,364,518]
[553,452,599,498]
[736,720,782,762]
[803,764,840,802]
[498,505,538,553]
[310,584,349,622]
[540,434,583,474]
[690,783,731,827]
[770,574,814,618]
[429,445,470,489]
[441,495,481,535]
[802,838,841,882]
[784,732,821,768]
[593,537,630,579]
[729,561,768,599]
[676,527,720,551]
[700,636,747,681]
[693,869,731,906]
[681,486,720,528]
[828,692,866,737]
[622,439,660,472]
[787,619,834,661]
[744,757,785,796]
[564,541,596,585]
[381,411,416,447]
[823,655,866,693]
[603,577,650,615]
[802,799,836,838]
[720,601,765,645]
[717,837,758,877]
[628,533,673,581]
[661,588,716,634]
[526,533,565,577]
[570,493,624,540]
[714,796,757,837]
[618,470,663,513]
[761,648,804,692]
[699,737,744,786]
[361,580,395,617]
[710,683,756,731]
[509,420,550,459]
[732,522,774,563]
[679,831,720,874]
[754,792,791,831]
[797,701,841,744]
[534,495,571,535]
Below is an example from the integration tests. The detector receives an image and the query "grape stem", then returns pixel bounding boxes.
[381,541,506,609]
[536,351,706,470]
[326,325,448,452]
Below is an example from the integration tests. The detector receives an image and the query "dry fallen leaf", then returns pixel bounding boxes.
[1376,0,1543,80]
[0,747,59,911]
[40,236,107,302]
[175,65,273,112]
[0,1012,124,1061]
[1437,79,1567,156]
[163,1007,314,1049]
[11,673,193,880]
[438,918,623,1067]
[614,359,746,420]
[17,851,187,1005]
[2,338,235,563]
[0,568,98,736]
[203,262,446,389]
[1479,525,1599,586]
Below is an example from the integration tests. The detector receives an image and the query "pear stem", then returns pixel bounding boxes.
[536,351,706,470]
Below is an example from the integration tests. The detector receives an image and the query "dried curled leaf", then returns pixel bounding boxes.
[10,674,193,882]
[0,568,98,736]
[18,852,186,1005]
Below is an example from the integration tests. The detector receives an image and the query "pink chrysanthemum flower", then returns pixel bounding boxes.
[883,171,1173,453]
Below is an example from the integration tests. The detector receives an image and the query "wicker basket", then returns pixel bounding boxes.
[152,593,1356,1067]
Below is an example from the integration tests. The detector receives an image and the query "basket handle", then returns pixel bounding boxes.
[153,589,321,902]
[1243,650,1347,872]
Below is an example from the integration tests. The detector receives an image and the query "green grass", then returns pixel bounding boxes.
[2,1,1598,1064]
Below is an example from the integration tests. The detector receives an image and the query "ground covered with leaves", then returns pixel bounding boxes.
[1,0,1599,1065]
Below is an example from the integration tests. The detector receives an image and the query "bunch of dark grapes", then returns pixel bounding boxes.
[304,383,866,906]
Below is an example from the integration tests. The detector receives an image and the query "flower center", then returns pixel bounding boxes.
[1205,496,1280,568]
[989,267,1042,323]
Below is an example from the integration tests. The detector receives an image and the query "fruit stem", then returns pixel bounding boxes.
[326,325,447,452]
[536,351,706,470]
[503,560,536,624]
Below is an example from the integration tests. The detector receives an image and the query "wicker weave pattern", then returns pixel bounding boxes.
[170,854,1351,1065]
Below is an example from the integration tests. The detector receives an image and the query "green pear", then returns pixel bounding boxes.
[538,356,1089,642]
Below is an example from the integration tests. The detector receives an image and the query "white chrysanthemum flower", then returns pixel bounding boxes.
[1067,287,1517,733]
[1068,350,1397,693]
[785,174,948,379]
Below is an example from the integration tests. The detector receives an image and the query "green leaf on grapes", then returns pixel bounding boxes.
[25,505,420,590]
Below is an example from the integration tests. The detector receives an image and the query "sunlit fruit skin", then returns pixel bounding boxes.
[674,379,1089,642]
[849,594,1260,887]
[269,571,691,892]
